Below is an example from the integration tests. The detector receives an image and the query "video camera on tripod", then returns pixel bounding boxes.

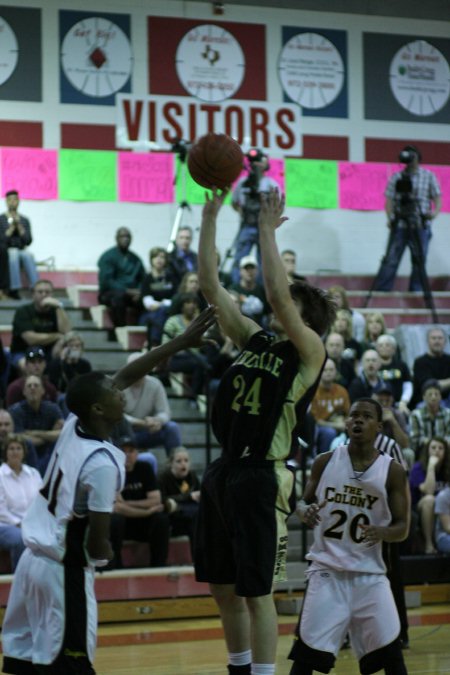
[393,148,422,227]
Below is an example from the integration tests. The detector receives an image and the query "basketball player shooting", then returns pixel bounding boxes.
[1,306,217,675]
[289,398,410,675]
[194,187,336,675]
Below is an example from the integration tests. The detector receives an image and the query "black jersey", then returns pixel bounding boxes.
[212,330,321,461]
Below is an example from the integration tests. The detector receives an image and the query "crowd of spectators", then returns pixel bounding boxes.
[0,219,449,571]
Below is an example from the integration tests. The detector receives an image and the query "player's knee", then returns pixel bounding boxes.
[359,638,404,675]
[288,635,335,674]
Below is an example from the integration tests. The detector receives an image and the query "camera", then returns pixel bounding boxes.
[246,148,265,164]
[171,138,192,163]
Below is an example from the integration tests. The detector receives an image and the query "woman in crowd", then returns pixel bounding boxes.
[139,247,177,347]
[170,271,207,316]
[0,434,42,570]
[159,446,200,552]
[327,284,366,342]
[331,308,363,362]
[360,311,388,352]
[409,436,450,554]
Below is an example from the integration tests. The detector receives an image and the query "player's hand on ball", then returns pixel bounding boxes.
[203,187,228,218]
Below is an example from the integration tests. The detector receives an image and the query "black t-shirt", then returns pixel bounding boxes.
[11,303,59,356]
[413,353,450,406]
[122,460,157,501]
[379,358,411,402]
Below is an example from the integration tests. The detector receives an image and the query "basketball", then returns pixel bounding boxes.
[187,133,244,189]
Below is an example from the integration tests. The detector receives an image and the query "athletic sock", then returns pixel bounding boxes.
[228,650,252,667]
[251,664,275,675]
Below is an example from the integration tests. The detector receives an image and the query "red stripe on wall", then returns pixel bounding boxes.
[301,135,349,160]
[61,124,118,150]
[0,121,42,147]
[365,139,450,165]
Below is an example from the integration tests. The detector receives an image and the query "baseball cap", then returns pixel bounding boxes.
[240,255,258,268]
[377,382,394,396]
[421,379,441,396]
[25,346,46,360]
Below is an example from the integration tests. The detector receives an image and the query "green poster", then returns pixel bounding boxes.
[285,159,338,209]
[59,150,117,201]
[175,159,234,205]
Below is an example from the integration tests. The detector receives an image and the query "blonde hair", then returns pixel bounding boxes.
[364,312,386,341]
[333,309,353,341]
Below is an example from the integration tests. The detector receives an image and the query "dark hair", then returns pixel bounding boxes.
[5,189,18,198]
[351,397,383,422]
[33,278,54,291]
[403,144,422,162]
[422,378,441,396]
[149,246,167,261]
[289,280,336,336]
[419,437,450,479]
[2,433,27,462]
[178,291,199,308]
[65,371,108,421]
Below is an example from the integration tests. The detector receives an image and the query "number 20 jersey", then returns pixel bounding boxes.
[211,330,320,462]
[307,445,393,574]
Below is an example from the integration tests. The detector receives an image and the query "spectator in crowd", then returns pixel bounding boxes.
[324,331,356,389]
[162,293,211,407]
[0,434,42,571]
[97,227,145,328]
[47,331,92,395]
[109,437,170,569]
[376,334,412,413]
[0,189,39,298]
[434,484,450,554]
[9,279,71,371]
[0,409,38,470]
[139,247,177,347]
[310,358,350,455]
[373,384,414,469]
[327,284,366,342]
[229,255,270,326]
[409,380,450,456]
[331,309,362,362]
[123,352,182,459]
[348,349,384,402]
[9,374,64,475]
[230,150,280,283]
[409,437,450,554]
[412,327,450,408]
[6,345,58,408]
[167,226,198,288]
[360,311,388,353]
[0,245,9,301]
[159,446,200,553]
[281,249,305,284]
[0,337,11,407]
[170,271,207,316]
[374,145,441,292]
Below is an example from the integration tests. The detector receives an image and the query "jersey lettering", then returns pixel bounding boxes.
[234,349,283,377]
[325,485,379,510]
[40,463,64,516]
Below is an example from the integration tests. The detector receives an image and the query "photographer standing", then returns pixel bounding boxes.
[230,150,280,283]
[374,145,441,292]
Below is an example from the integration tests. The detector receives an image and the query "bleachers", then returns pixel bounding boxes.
[1,269,449,618]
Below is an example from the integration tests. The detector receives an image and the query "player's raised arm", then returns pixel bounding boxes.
[258,191,332,374]
[198,188,260,349]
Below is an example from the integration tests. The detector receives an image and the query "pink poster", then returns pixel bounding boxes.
[118,152,174,203]
[423,165,450,213]
[339,162,396,211]
[1,147,58,200]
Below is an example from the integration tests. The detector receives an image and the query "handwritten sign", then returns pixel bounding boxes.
[59,150,117,201]
[339,162,394,210]
[285,159,338,208]
[1,147,58,200]
[118,152,174,203]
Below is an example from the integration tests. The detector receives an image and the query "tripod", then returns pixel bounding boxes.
[167,145,191,253]
[365,215,439,324]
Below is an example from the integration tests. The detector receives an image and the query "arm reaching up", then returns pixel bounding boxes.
[198,188,260,350]
[113,305,217,390]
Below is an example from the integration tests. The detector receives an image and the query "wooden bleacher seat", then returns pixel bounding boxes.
[121,536,192,569]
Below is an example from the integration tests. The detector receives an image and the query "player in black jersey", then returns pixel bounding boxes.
[194,189,336,675]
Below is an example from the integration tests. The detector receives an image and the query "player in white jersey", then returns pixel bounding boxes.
[2,306,217,675]
[288,399,410,675]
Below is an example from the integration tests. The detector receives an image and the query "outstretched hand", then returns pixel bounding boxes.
[258,188,288,230]
[182,305,218,348]
[202,187,229,220]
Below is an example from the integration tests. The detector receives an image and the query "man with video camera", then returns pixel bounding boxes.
[374,145,441,292]
[230,149,280,283]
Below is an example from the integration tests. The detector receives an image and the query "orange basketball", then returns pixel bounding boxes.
[187,133,244,190]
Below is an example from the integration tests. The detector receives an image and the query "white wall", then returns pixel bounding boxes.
[2,0,449,275]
